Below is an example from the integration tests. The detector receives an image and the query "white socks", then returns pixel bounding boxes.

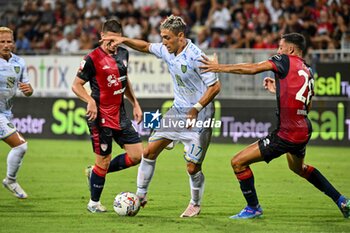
[189,171,205,206]
[136,156,156,196]
[136,156,205,206]
[7,142,27,181]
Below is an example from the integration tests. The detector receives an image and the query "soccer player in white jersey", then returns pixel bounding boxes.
[0,27,33,199]
[102,15,221,217]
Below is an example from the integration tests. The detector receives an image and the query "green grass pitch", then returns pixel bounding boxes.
[0,139,349,233]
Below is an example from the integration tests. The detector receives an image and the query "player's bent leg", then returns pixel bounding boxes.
[86,154,110,213]
[136,155,156,208]
[231,141,264,219]
[123,142,143,165]
[2,135,28,199]
[287,153,349,218]
[136,139,170,208]
[231,141,264,172]
[107,144,143,173]
[181,163,204,217]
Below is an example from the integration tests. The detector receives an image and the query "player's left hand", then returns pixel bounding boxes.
[199,53,219,73]
[263,77,276,94]
[99,34,124,47]
[133,103,143,124]
[186,108,199,129]
[18,82,33,96]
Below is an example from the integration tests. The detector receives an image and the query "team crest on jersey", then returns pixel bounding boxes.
[79,60,86,70]
[123,59,128,67]
[107,74,119,87]
[181,65,187,73]
[14,66,20,74]
[100,144,108,152]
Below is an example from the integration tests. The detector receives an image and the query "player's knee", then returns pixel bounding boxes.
[101,160,111,170]
[143,147,150,158]
[187,163,200,175]
[96,156,111,170]
[289,163,309,177]
[289,165,302,175]
[12,142,28,156]
[142,148,159,160]
[128,153,142,165]
[231,156,243,172]
[299,164,314,179]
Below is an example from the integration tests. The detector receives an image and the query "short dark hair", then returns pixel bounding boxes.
[281,33,306,55]
[102,19,122,33]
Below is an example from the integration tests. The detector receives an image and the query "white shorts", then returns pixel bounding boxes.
[149,107,213,164]
[0,113,17,139]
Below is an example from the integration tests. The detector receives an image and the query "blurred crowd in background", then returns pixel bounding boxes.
[0,0,349,55]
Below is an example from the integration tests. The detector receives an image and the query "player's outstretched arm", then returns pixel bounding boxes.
[101,35,151,54]
[200,55,274,75]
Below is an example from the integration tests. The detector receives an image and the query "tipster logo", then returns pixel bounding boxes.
[143,110,162,129]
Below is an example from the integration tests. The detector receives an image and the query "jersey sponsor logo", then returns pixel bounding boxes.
[107,74,119,87]
[7,77,15,88]
[14,66,20,74]
[181,65,187,73]
[113,87,126,95]
[175,74,185,87]
[102,65,110,70]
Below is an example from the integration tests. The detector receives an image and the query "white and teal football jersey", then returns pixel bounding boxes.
[0,53,29,117]
[149,39,218,116]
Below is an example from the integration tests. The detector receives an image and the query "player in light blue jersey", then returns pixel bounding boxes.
[0,27,33,199]
[102,15,221,217]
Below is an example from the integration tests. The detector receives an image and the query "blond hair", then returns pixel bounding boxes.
[0,27,13,34]
[160,15,187,35]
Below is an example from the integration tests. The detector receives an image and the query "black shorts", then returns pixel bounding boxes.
[87,120,141,156]
[258,130,309,163]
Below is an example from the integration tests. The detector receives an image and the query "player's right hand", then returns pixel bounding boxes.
[199,53,219,73]
[86,100,97,121]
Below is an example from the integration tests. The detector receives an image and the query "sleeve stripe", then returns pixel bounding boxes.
[268,60,278,72]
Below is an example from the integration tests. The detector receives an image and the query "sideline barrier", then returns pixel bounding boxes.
[12,98,350,146]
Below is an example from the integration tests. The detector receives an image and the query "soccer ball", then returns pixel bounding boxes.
[113,192,141,216]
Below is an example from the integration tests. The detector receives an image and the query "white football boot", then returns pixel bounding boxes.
[2,178,28,199]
